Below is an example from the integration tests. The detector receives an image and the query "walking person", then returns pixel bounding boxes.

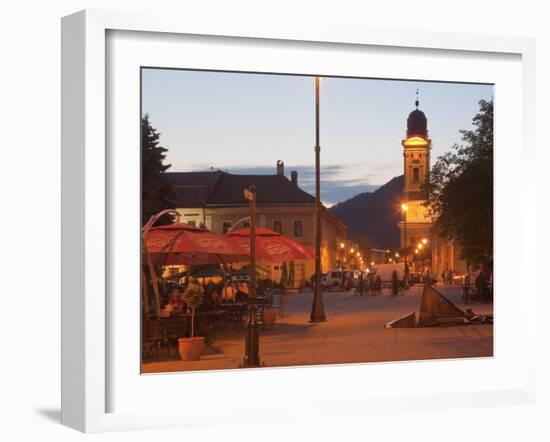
[358,272,365,296]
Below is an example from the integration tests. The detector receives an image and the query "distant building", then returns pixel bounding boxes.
[166,161,347,285]
[431,236,467,280]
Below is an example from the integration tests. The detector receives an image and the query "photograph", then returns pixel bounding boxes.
[140,68,494,373]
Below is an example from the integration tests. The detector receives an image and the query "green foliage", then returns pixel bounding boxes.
[182,280,204,310]
[257,278,274,294]
[288,261,295,288]
[141,114,175,226]
[183,279,204,338]
[424,99,493,265]
[280,262,289,288]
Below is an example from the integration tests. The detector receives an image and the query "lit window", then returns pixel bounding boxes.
[413,168,420,182]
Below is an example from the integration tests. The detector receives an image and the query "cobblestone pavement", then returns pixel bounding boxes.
[142,285,493,374]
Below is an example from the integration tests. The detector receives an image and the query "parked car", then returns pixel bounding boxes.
[408,272,422,285]
[321,270,362,289]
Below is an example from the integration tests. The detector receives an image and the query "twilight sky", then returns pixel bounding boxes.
[141,69,493,206]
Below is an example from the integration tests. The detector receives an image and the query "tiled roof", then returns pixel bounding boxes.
[166,171,315,207]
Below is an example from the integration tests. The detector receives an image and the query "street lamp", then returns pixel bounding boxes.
[310,76,326,323]
[422,238,428,245]
[242,186,261,367]
[401,203,409,289]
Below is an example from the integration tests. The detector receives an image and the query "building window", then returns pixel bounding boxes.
[242,221,250,228]
[175,190,182,200]
[413,167,420,182]
[188,190,197,200]
[293,220,303,237]
[222,221,232,234]
[273,220,282,234]
[187,220,196,227]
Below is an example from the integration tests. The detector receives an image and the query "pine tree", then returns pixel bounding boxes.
[280,262,289,288]
[141,114,175,226]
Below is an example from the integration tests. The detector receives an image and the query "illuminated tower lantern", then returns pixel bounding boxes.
[399,92,433,250]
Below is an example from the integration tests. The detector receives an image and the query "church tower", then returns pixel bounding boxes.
[402,92,431,200]
[399,92,433,249]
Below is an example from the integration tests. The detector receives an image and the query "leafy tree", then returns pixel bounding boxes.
[141,114,175,225]
[424,99,493,265]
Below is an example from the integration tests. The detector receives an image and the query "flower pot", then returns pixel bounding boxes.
[178,336,204,361]
[262,308,277,328]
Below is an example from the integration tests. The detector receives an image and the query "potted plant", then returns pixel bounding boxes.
[178,279,205,361]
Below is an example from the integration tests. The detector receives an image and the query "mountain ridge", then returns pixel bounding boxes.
[331,175,404,250]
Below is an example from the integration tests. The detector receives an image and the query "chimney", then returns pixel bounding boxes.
[291,170,298,186]
[276,160,284,176]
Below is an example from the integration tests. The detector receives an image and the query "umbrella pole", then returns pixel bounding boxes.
[142,237,161,319]
[141,268,150,320]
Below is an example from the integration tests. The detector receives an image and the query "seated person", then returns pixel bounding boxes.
[221,281,237,302]
[167,287,184,314]
[160,299,174,317]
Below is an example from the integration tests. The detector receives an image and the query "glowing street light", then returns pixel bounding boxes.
[422,238,428,245]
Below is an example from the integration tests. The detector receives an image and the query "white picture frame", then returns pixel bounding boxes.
[61,9,538,433]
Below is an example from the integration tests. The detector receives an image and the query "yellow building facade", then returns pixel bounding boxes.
[167,164,347,286]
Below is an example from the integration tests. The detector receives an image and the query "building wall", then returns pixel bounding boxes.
[431,235,468,280]
[175,205,347,285]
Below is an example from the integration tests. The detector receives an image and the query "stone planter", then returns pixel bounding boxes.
[178,336,204,361]
[262,308,277,328]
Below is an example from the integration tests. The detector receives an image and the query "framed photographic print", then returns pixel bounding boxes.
[62,9,537,432]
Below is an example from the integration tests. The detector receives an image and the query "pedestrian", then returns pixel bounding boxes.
[358,272,365,296]
[391,270,399,296]
[475,271,485,303]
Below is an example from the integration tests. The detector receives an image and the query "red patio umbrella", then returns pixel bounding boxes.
[143,222,247,265]
[224,228,316,262]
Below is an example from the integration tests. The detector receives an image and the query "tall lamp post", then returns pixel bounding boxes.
[401,203,409,289]
[310,76,327,323]
[242,185,261,367]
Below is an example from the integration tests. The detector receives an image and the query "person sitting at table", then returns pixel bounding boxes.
[167,287,184,314]
[235,283,249,303]
[221,280,237,302]
[203,280,221,309]
[159,298,174,317]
